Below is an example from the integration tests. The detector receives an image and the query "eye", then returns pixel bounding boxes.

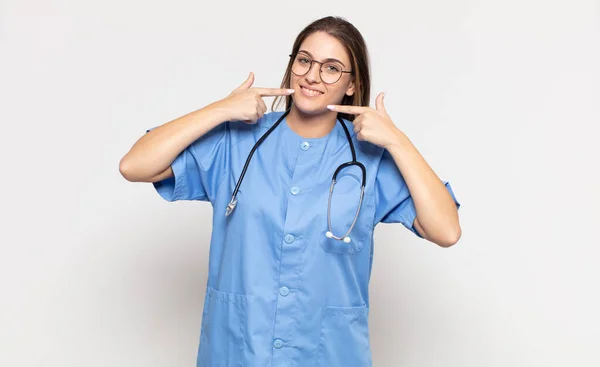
[325,63,341,73]
[298,57,311,64]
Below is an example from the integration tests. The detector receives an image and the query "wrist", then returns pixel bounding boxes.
[208,99,234,122]
[384,129,411,151]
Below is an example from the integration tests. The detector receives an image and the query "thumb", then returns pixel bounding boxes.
[236,72,254,91]
[375,92,387,114]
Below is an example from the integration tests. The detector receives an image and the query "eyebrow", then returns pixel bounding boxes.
[298,50,346,67]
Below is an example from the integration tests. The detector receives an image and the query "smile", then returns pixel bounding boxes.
[300,86,324,97]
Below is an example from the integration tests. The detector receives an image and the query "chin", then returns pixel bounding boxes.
[291,96,328,116]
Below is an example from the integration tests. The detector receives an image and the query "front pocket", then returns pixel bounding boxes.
[317,304,373,367]
[198,286,247,367]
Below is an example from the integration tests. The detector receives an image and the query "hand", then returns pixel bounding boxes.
[218,72,295,124]
[327,92,403,149]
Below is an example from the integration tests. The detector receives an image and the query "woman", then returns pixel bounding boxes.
[120,15,461,367]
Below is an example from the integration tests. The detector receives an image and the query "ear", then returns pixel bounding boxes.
[345,79,356,96]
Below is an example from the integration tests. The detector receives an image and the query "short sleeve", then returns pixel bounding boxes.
[373,150,460,237]
[148,122,229,203]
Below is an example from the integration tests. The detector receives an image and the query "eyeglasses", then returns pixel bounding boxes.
[289,53,353,84]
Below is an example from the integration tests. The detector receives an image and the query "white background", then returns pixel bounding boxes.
[1,0,598,366]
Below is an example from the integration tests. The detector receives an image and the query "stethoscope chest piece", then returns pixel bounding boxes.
[225,198,238,216]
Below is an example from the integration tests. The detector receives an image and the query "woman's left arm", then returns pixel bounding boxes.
[328,92,461,247]
[384,131,461,247]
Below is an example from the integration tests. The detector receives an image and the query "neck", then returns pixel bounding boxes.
[285,105,338,139]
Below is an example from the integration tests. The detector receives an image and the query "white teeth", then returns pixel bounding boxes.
[302,86,322,96]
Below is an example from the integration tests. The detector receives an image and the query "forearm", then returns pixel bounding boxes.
[119,101,230,182]
[385,130,461,245]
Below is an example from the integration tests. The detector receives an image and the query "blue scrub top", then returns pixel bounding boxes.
[150,111,460,367]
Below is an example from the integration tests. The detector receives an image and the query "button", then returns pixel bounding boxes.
[279,286,289,296]
[273,339,284,349]
[284,234,295,243]
[290,186,300,195]
[301,141,310,151]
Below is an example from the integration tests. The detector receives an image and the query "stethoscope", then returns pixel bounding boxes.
[225,108,366,243]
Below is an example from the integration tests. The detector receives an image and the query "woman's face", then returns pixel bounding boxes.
[289,31,355,115]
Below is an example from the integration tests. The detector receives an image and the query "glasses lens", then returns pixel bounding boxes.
[321,62,343,84]
[291,54,311,76]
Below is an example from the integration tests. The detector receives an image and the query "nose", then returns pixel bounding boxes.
[305,61,322,84]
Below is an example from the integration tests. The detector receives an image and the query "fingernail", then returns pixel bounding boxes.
[287,89,295,93]
[327,105,335,110]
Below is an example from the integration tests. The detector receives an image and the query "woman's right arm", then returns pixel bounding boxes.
[118,72,294,183]
[119,101,232,183]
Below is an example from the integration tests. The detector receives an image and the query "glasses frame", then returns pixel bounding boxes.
[288,53,353,85]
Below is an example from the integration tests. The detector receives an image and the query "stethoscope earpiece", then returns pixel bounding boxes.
[326,231,351,243]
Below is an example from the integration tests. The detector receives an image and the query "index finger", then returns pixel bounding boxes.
[326,105,371,114]
[253,88,296,96]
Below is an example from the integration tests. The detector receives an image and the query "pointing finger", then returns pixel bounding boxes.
[254,88,295,96]
[327,105,371,115]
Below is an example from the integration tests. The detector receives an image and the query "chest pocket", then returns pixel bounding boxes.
[318,172,375,255]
